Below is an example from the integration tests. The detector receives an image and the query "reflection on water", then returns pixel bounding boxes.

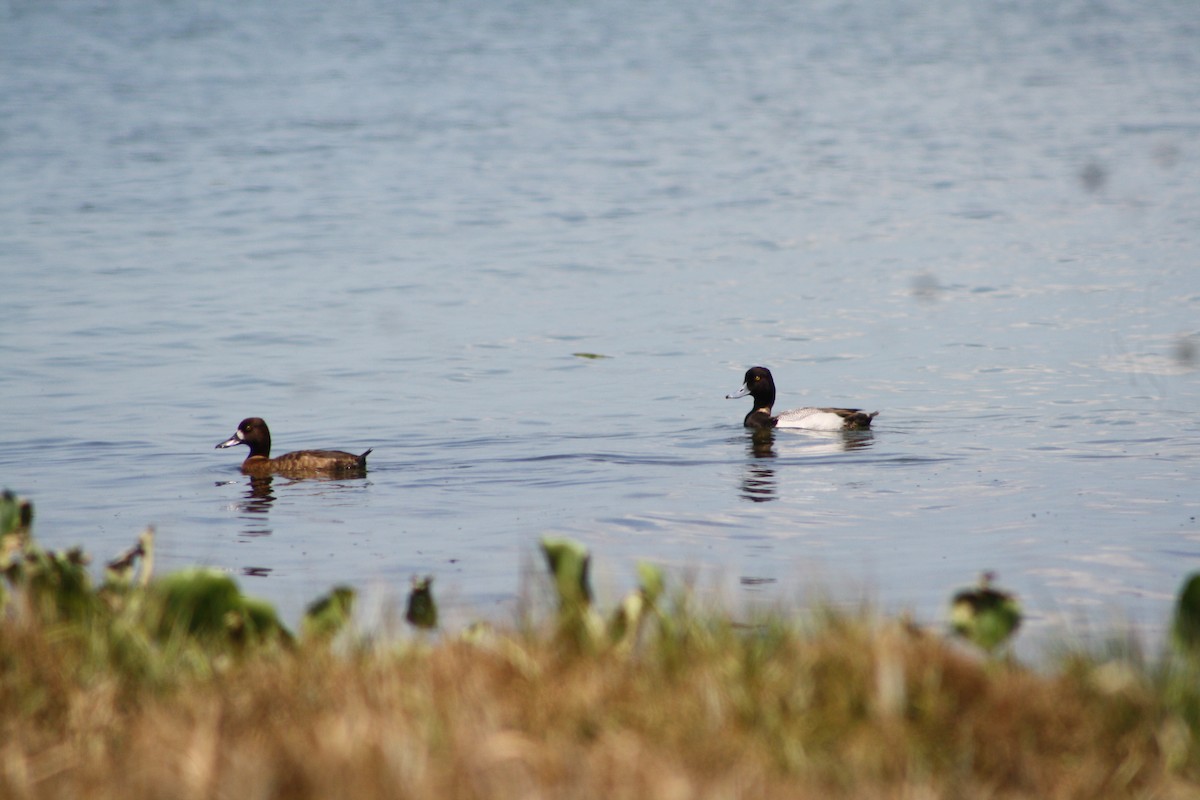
[1,0,1195,645]
[242,477,276,514]
[841,433,875,454]
[738,430,877,502]
[215,478,278,577]
[242,474,274,513]
[218,476,277,538]
[740,431,777,503]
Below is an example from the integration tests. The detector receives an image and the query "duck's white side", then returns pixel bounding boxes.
[773,408,856,431]
[727,366,878,432]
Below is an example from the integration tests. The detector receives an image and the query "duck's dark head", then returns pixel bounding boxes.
[727,366,777,410]
[216,417,272,458]
[727,367,779,429]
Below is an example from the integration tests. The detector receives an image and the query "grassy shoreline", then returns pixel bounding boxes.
[4,493,1200,798]
[5,602,1200,798]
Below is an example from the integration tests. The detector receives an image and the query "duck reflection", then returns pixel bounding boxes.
[840,431,875,453]
[232,475,276,537]
[740,430,778,503]
[242,475,275,507]
[791,429,876,456]
[737,429,876,502]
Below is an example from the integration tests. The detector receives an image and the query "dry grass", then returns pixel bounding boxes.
[3,604,1200,800]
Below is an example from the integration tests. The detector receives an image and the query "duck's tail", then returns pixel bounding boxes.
[846,411,879,430]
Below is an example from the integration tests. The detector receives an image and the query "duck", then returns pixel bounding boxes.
[726,366,878,431]
[216,417,372,477]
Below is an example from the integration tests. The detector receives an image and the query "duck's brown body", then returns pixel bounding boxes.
[217,418,371,478]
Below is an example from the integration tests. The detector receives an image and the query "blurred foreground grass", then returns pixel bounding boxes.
[4,490,1200,799]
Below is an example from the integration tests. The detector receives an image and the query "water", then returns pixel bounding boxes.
[2,0,1198,649]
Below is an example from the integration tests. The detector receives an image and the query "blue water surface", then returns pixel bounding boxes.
[2,0,1198,650]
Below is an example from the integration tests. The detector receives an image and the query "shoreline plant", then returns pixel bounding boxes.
[3,489,1200,798]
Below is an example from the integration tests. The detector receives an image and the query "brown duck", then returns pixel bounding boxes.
[216,417,372,477]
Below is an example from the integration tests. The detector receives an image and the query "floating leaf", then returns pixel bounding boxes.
[572,352,612,360]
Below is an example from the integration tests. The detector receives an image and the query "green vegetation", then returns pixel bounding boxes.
[404,575,438,630]
[949,571,1022,655]
[3,489,1200,798]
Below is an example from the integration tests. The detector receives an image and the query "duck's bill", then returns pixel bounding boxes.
[215,434,244,449]
[726,385,750,399]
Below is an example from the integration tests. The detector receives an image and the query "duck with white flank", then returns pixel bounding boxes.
[727,366,877,431]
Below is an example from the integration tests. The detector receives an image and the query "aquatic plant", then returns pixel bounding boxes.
[1173,572,1200,654]
[949,571,1022,655]
[539,535,602,647]
[151,567,288,646]
[540,536,667,652]
[104,528,155,590]
[404,575,438,630]
[304,585,358,641]
[0,490,350,674]
[4,492,1200,798]
[0,488,33,537]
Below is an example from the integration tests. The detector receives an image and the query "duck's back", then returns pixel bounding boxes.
[243,448,372,477]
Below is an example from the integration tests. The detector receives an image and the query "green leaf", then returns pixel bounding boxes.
[540,537,605,648]
[1,489,33,542]
[950,572,1021,654]
[153,568,285,645]
[540,537,593,611]
[303,586,356,641]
